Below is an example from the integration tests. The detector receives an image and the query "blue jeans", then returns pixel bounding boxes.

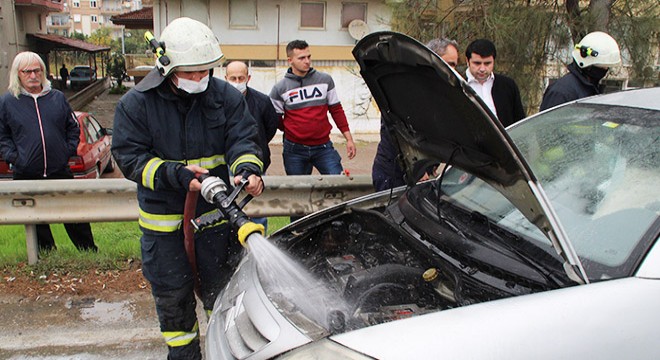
[283,138,343,175]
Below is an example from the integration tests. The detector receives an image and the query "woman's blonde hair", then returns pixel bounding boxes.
[8,51,50,97]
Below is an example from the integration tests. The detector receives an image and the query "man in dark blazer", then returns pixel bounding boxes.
[464,39,525,128]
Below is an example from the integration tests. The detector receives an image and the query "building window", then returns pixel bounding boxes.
[63,29,68,37]
[73,0,80,7]
[74,14,81,22]
[301,2,325,29]
[229,0,257,28]
[91,15,98,23]
[90,0,97,8]
[341,2,367,28]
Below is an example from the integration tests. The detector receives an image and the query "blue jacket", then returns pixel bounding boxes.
[0,89,79,177]
[112,69,263,233]
[245,87,279,171]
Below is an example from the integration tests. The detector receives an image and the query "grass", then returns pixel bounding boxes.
[0,217,290,271]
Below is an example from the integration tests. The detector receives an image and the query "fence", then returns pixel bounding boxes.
[0,175,374,264]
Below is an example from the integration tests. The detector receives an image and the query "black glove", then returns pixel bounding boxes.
[175,164,196,190]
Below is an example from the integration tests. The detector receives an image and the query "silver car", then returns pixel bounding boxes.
[206,32,660,359]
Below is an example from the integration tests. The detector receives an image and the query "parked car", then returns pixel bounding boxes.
[206,32,660,359]
[0,111,113,179]
[69,65,97,89]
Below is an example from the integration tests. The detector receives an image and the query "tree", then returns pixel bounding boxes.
[388,0,659,111]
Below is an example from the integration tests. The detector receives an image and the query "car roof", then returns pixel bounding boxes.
[579,87,660,111]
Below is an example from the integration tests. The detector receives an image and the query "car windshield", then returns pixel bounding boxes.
[440,103,659,281]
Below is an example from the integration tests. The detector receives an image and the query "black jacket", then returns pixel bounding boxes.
[112,69,263,233]
[491,74,526,128]
[0,89,79,177]
[539,62,600,111]
[372,118,406,191]
[245,87,279,171]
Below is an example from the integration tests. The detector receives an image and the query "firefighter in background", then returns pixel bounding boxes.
[540,31,621,111]
[112,17,264,360]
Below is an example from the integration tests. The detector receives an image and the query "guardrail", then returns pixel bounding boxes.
[68,77,110,110]
[0,175,373,264]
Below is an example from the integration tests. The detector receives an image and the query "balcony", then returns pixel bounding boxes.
[14,0,64,12]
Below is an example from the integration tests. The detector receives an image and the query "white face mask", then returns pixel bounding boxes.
[174,74,209,94]
[229,81,247,94]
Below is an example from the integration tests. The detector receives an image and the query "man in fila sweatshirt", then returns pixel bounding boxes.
[269,40,356,182]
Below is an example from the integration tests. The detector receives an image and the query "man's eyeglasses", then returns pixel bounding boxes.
[20,68,42,75]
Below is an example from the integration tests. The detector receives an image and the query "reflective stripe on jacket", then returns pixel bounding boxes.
[112,69,263,233]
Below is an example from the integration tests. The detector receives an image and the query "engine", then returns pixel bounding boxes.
[267,208,467,333]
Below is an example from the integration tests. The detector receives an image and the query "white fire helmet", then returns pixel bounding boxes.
[156,17,224,76]
[572,31,621,69]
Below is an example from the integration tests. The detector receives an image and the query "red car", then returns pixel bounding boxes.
[0,111,113,179]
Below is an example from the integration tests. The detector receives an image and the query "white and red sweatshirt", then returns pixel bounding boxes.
[269,68,350,146]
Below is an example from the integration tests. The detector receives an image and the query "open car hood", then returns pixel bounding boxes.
[352,32,588,284]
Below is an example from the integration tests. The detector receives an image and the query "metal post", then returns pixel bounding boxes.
[25,224,39,265]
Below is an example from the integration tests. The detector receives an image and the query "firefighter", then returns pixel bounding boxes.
[540,31,621,111]
[111,17,264,359]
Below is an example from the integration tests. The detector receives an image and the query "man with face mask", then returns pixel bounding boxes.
[112,18,264,360]
[540,31,621,111]
[225,61,278,231]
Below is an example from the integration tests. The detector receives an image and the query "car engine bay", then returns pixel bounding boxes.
[268,206,529,334]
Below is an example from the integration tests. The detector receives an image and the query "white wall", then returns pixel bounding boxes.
[156,0,391,46]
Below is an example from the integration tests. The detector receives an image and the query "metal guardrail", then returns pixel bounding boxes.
[68,77,110,110]
[0,175,374,264]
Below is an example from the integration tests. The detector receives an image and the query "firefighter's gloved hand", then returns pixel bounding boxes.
[175,164,208,191]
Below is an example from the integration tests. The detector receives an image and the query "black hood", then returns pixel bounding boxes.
[352,32,588,284]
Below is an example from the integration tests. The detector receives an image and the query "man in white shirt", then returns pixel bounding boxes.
[465,39,525,127]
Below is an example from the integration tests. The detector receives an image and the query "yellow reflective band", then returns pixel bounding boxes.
[237,221,265,247]
[186,154,226,170]
[138,208,183,232]
[142,158,165,190]
[163,322,199,347]
[193,209,229,232]
[230,154,263,174]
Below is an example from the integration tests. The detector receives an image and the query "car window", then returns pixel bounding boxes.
[440,103,659,280]
[87,115,103,138]
[83,117,100,143]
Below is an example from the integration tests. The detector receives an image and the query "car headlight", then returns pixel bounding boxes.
[276,338,374,359]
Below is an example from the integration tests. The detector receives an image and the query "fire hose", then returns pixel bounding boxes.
[182,173,265,295]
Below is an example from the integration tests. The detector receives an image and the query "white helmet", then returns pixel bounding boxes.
[156,17,224,76]
[572,31,621,68]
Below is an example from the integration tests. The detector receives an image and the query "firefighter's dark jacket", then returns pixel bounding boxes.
[112,68,263,234]
[539,61,600,111]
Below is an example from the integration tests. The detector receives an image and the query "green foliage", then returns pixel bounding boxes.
[107,51,128,88]
[388,0,660,111]
[0,218,290,272]
[0,222,141,270]
[123,29,151,54]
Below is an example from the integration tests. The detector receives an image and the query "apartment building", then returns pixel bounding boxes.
[46,0,147,38]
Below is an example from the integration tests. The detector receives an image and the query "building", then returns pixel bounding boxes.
[46,0,146,38]
[146,0,396,133]
[0,0,66,91]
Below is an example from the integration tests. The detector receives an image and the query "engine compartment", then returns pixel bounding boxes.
[268,207,517,334]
